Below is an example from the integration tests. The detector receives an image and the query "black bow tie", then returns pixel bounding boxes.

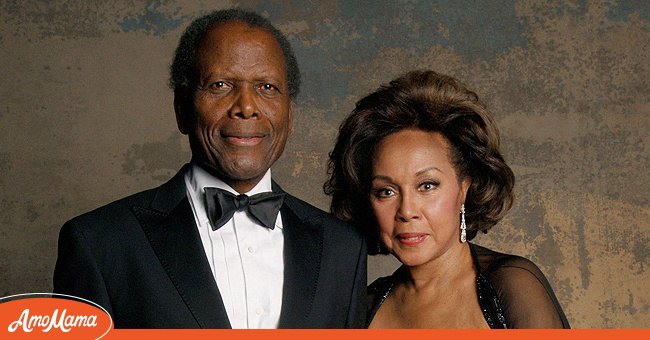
[204,187,286,231]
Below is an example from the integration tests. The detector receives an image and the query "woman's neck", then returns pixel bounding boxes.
[400,242,475,292]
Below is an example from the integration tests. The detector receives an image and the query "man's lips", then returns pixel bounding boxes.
[221,132,265,146]
[396,233,427,246]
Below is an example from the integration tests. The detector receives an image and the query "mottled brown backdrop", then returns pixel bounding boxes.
[1,0,648,328]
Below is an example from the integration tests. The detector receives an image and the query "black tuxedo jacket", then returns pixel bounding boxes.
[53,166,367,328]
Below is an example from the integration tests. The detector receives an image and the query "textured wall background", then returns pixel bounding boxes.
[1,0,648,328]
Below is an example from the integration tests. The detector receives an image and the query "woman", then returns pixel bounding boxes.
[325,70,570,328]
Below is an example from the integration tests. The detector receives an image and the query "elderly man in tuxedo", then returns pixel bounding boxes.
[53,9,367,329]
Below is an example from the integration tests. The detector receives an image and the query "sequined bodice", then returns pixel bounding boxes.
[367,245,508,328]
[367,272,508,328]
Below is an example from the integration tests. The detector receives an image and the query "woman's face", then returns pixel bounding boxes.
[369,129,470,267]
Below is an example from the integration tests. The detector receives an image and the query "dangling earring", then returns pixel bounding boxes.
[460,204,467,243]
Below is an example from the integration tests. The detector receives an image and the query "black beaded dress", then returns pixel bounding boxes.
[367,243,571,328]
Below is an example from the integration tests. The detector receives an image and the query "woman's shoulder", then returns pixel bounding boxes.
[470,243,570,328]
[470,243,555,299]
[471,243,547,280]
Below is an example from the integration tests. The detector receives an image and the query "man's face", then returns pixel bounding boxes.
[179,21,293,193]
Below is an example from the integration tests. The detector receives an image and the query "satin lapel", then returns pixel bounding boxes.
[277,196,324,328]
[132,166,231,328]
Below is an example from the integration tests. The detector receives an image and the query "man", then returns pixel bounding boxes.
[53,9,367,329]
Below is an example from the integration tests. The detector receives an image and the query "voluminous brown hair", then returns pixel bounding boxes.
[324,70,515,254]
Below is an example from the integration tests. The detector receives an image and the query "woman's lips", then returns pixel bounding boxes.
[396,233,427,246]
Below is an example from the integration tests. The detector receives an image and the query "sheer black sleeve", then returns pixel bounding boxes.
[473,244,570,328]
[367,275,394,327]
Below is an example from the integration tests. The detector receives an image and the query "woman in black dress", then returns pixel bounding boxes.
[325,70,570,328]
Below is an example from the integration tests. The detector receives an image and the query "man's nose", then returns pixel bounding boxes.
[230,86,258,119]
[396,192,419,222]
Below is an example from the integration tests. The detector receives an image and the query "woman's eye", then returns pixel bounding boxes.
[419,182,438,191]
[373,188,395,198]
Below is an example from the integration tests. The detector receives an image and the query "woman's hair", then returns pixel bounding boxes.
[324,70,515,254]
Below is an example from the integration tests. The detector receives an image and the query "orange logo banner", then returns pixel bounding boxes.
[0,293,113,339]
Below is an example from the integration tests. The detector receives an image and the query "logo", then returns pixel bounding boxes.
[0,293,113,339]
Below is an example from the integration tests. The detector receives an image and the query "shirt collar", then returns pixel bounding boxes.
[189,163,273,196]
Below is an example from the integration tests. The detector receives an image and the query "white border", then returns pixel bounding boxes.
[0,292,114,340]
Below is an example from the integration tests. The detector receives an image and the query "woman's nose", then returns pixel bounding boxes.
[396,192,419,222]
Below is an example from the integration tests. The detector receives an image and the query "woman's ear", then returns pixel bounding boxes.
[459,176,472,205]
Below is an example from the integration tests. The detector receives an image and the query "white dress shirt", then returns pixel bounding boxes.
[184,164,284,329]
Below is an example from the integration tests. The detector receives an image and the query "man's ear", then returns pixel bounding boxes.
[288,101,294,135]
[174,93,191,135]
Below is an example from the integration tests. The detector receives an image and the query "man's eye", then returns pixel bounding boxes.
[204,81,231,92]
[210,81,225,89]
[259,83,279,93]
